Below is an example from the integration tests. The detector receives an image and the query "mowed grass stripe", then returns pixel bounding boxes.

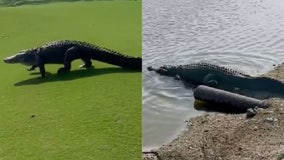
[0,1,141,160]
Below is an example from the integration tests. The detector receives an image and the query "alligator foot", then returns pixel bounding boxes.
[174,75,181,81]
[57,68,68,74]
[27,65,37,71]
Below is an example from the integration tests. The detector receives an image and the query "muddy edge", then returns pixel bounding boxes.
[143,63,284,160]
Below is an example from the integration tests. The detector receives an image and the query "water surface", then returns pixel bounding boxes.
[143,0,284,150]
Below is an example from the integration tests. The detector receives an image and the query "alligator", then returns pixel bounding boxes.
[147,63,284,99]
[3,40,142,77]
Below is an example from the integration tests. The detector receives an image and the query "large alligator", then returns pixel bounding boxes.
[148,63,284,99]
[3,40,141,77]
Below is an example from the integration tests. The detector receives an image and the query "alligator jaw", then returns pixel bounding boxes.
[3,58,8,63]
[4,50,38,66]
[147,66,172,76]
[147,66,155,71]
[3,56,17,64]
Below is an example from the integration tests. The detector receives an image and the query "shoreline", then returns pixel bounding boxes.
[143,63,284,160]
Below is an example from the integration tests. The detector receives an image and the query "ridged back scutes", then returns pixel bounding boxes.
[164,62,251,77]
[161,62,284,82]
[21,46,40,53]
[42,40,139,59]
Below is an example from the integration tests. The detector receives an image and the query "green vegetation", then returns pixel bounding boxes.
[0,1,141,159]
[0,0,93,7]
[277,153,284,160]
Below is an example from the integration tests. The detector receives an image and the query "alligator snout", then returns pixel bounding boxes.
[3,58,9,63]
[147,66,155,71]
[3,57,15,63]
[3,55,18,64]
[147,66,170,75]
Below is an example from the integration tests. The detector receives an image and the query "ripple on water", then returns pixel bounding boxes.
[143,0,284,149]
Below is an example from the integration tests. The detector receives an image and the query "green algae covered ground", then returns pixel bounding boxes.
[0,1,141,159]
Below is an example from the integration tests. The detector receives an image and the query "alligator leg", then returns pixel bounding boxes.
[38,64,46,78]
[27,65,37,71]
[203,73,218,87]
[34,54,46,78]
[174,75,181,81]
[57,47,78,74]
[79,59,93,68]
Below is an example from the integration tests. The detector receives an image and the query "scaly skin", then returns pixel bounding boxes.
[148,63,284,99]
[3,40,142,77]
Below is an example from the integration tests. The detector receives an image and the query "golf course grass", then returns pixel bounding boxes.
[0,1,141,159]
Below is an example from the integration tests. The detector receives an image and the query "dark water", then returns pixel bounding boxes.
[142,0,284,150]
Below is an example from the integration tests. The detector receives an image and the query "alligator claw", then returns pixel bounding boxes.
[79,64,94,69]
[79,64,86,68]
[27,66,36,71]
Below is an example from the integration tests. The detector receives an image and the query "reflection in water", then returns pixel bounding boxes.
[143,0,284,149]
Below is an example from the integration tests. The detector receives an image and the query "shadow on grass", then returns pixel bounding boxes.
[0,0,97,7]
[14,67,140,86]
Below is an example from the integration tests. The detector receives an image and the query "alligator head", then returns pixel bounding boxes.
[147,65,178,77]
[3,48,38,66]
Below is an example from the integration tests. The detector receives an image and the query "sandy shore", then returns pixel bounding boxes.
[143,63,284,160]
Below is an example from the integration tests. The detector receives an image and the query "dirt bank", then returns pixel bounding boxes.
[143,63,284,160]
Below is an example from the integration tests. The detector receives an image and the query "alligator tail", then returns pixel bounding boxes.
[241,76,284,99]
[253,77,284,93]
[89,46,141,71]
[104,55,141,70]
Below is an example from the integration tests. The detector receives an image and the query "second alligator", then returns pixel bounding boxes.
[148,63,284,99]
